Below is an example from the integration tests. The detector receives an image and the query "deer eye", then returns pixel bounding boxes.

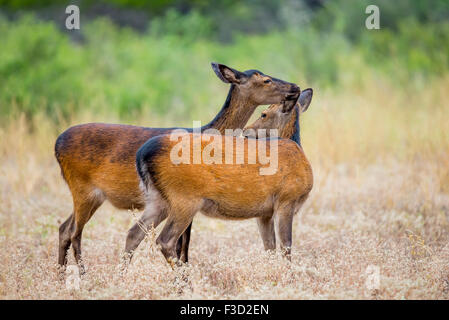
[264,79,272,84]
[261,113,267,118]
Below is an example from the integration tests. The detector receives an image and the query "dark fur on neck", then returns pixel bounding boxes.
[291,106,301,146]
[202,85,256,133]
[278,106,301,146]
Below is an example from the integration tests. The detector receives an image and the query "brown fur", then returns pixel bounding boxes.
[149,136,313,216]
[137,89,314,266]
[55,63,300,271]
[247,104,299,140]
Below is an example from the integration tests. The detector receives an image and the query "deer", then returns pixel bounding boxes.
[54,62,300,273]
[135,88,313,267]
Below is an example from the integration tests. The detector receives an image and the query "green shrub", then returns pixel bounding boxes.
[0,7,448,122]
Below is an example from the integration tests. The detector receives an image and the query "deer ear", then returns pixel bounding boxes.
[299,88,313,113]
[211,63,246,84]
[282,93,300,113]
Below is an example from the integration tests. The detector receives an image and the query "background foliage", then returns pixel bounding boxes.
[0,0,448,122]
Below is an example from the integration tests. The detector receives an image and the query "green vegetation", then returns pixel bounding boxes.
[0,0,448,121]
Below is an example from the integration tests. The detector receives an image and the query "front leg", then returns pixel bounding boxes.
[275,209,294,260]
[257,216,276,251]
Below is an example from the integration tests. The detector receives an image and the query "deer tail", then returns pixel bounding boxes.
[136,135,164,191]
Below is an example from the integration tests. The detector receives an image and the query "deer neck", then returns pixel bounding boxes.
[279,106,301,146]
[202,85,257,134]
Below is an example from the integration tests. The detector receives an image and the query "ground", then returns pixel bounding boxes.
[1,155,448,299]
[0,81,448,299]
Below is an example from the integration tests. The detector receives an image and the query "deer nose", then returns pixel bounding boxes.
[290,84,300,93]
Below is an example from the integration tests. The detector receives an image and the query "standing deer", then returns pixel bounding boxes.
[135,89,313,267]
[55,62,300,272]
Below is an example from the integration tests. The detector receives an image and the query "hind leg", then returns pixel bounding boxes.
[70,190,105,273]
[176,223,192,263]
[157,207,196,268]
[58,214,75,268]
[125,186,167,259]
[124,207,167,258]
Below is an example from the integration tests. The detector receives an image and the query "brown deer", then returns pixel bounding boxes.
[55,62,300,272]
[135,89,313,267]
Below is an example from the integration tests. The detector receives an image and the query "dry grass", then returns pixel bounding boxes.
[0,78,448,299]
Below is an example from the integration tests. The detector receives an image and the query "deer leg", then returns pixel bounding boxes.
[175,234,183,260]
[124,206,167,258]
[257,216,276,251]
[157,213,195,268]
[70,191,104,274]
[58,214,75,268]
[177,223,192,263]
[275,208,294,261]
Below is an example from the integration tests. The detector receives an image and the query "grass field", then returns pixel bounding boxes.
[0,77,448,299]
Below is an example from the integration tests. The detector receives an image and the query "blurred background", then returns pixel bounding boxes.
[1,1,449,299]
[0,0,448,165]
[0,0,448,120]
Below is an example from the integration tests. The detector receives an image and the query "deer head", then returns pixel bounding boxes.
[211,63,300,105]
[245,88,313,139]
